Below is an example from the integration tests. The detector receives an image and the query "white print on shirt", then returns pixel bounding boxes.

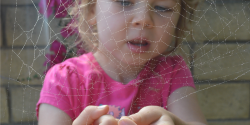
[99,104,125,119]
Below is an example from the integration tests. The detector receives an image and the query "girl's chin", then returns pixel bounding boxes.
[117,56,151,66]
[96,46,157,65]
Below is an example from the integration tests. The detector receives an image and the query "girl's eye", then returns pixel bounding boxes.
[118,1,132,6]
[154,6,173,12]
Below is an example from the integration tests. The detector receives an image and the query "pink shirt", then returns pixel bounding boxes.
[36,52,195,120]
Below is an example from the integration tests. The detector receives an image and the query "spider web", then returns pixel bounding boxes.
[1,0,250,124]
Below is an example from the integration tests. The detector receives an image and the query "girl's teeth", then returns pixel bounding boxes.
[129,41,148,46]
[134,44,142,46]
[130,42,147,46]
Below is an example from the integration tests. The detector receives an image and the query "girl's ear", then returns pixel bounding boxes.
[88,2,97,25]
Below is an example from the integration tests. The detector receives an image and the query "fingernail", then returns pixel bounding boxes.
[119,120,128,125]
[98,105,107,109]
[128,116,134,121]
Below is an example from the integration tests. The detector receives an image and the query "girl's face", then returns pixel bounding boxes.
[92,0,181,66]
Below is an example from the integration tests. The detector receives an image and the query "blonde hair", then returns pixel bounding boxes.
[70,0,199,53]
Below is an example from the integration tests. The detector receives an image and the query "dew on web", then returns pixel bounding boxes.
[0,0,250,124]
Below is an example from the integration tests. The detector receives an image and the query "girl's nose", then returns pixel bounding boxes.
[131,6,154,29]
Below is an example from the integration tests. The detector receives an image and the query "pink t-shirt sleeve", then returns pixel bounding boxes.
[161,56,196,109]
[36,63,82,121]
[169,56,196,94]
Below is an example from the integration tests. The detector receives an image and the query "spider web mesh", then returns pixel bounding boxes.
[1,0,250,124]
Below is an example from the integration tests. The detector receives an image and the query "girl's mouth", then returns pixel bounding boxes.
[128,39,149,46]
[127,38,150,53]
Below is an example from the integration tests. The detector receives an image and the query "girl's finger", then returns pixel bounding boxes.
[118,116,137,125]
[151,120,174,125]
[93,115,119,125]
[72,105,109,125]
[127,106,170,125]
[150,116,175,125]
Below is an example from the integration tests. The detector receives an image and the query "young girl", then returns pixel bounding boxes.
[37,0,207,125]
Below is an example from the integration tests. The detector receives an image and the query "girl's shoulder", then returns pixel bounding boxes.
[45,52,98,79]
[43,52,100,87]
[54,52,96,69]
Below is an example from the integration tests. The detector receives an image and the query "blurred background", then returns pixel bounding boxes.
[0,0,250,125]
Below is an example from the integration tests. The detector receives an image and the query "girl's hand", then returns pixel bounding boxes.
[94,114,119,125]
[118,87,207,125]
[118,106,206,125]
[118,106,176,125]
[73,105,117,125]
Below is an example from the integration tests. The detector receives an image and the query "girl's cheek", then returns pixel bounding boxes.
[106,14,127,35]
[97,1,112,12]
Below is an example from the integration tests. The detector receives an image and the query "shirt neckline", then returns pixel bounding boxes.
[86,52,152,87]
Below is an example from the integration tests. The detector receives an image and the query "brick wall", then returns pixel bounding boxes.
[1,0,250,125]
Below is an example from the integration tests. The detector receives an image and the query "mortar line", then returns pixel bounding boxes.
[0,45,47,49]
[184,40,250,45]
[249,84,250,119]
[0,4,38,8]
[0,121,38,125]
[205,0,249,4]
[204,40,250,44]
[207,119,250,122]
[1,6,7,47]
[189,42,196,76]
[0,75,43,88]
[6,86,12,123]
[0,84,43,88]
[194,80,250,84]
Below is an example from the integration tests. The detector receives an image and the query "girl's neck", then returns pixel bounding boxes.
[93,51,145,84]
